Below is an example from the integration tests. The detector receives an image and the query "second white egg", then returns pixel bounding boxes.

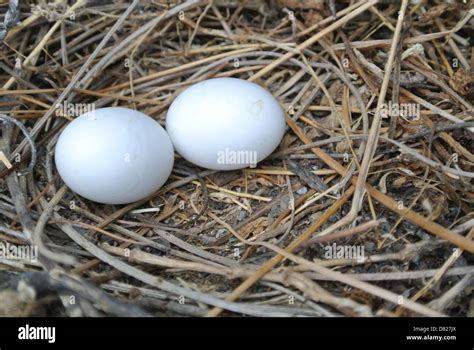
[165,77,286,170]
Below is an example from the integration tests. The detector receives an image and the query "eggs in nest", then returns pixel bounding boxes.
[55,78,285,204]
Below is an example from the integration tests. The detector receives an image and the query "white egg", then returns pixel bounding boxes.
[166,77,285,170]
[55,107,174,204]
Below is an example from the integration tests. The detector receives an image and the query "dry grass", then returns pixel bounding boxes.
[0,0,473,317]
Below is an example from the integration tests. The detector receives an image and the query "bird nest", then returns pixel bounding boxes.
[0,0,473,317]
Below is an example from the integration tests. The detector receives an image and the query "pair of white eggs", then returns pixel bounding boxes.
[55,78,286,204]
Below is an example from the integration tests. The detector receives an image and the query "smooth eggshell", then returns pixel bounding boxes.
[165,77,285,170]
[55,107,174,204]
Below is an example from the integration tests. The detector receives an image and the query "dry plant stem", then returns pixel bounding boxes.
[453,219,474,234]
[79,0,204,89]
[103,281,326,317]
[262,245,443,317]
[4,0,62,40]
[401,229,474,314]
[64,221,141,245]
[340,31,378,94]
[274,122,474,161]
[435,19,470,71]
[102,244,366,316]
[329,31,457,50]
[282,133,474,179]
[33,185,76,265]
[388,20,405,138]
[276,160,294,244]
[298,219,384,250]
[105,47,257,93]
[402,61,471,110]
[69,204,230,268]
[59,216,351,315]
[204,185,356,317]
[290,128,474,251]
[352,0,408,215]
[207,210,443,317]
[300,55,361,168]
[260,281,335,317]
[70,169,216,274]
[295,1,366,39]
[381,137,474,178]
[353,49,464,123]
[11,0,141,156]
[428,272,473,312]
[249,0,378,82]
[1,126,34,241]
[0,114,37,175]
[187,4,213,49]
[3,0,87,90]
[6,270,152,317]
[154,229,238,267]
[128,2,162,109]
[304,266,473,282]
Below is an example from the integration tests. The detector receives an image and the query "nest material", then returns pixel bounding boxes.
[0,0,473,317]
